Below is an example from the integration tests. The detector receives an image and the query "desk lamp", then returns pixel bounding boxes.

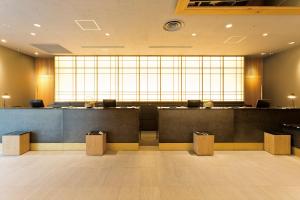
[2,93,11,108]
[287,93,296,108]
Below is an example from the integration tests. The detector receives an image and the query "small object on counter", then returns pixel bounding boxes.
[203,100,214,108]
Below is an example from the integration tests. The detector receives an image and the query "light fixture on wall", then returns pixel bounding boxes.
[2,93,11,108]
[287,93,296,108]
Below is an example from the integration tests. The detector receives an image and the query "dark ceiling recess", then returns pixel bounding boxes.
[187,0,295,7]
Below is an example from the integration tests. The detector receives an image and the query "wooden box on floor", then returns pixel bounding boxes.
[264,132,291,155]
[86,133,106,156]
[193,133,214,156]
[2,132,30,156]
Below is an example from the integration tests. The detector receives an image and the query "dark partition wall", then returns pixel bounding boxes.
[0,108,140,143]
[159,108,300,143]
[159,108,234,143]
[63,108,140,143]
[0,109,63,143]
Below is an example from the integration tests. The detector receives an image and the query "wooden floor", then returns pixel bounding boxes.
[1,151,300,200]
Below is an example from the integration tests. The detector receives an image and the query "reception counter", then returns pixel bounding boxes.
[0,108,140,148]
[158,107,300,144]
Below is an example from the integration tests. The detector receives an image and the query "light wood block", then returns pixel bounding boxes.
[85,133,106,156]
[2,132,30,156]
[264,132,291,155]
[193,133,214,156]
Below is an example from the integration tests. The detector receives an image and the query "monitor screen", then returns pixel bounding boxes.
[103,99,116,108]
[187,100,202,108]
[256,99,270,108]
[30,99,45,108]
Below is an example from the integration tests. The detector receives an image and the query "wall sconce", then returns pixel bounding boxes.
[1,93,11,108]
[287,93,296,108]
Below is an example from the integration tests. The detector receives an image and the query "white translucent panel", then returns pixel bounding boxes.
[184,75,200,92]
[224,68,236,74]
[211,75,221,92]
[211,94,221,101]
[224,74,237,91]
[55,56,244,102]
[211,60,221,68]
[224,61,236,68]
[58,75,74,92]
[84,75,96,92]
[76,75,85,91]
[60,60,74,68]
[203,74,211,92]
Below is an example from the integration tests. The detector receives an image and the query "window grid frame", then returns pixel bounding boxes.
[55,56,244,102]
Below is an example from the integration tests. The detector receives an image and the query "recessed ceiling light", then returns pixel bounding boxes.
[225,24,233,29]
[1,39,7,43]
[262,33,268,37]
[33,24,41,28]
[191,33,197,37]
[261,52,266,56]
[105,33,110,36]
[30,32,36,36]
[34,52,39,55]
[289,41,295,45]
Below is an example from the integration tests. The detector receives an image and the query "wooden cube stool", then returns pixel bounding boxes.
[2,131,30,156]
[193,132,214,156]
[86,132,106,156]
[264,132,291,155]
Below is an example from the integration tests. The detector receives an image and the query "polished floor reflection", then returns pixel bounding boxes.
[1,151,300,200]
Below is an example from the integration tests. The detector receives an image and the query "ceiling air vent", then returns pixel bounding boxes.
[31,44,72,54]
[163,20,184,32]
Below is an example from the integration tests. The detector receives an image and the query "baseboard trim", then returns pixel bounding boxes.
[159,143,264,151]
[30,143,139,151]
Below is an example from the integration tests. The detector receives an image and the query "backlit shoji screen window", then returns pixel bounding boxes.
[76,56,97,101]
[97,56,118,100]
[118,56,139,101]
[55,56,76,101]
[55,56,244,102]
[223,57,244,101]
[181,56,202,100]
[160,56,181,101]
[202,57,223,101]
[139,56,160,101]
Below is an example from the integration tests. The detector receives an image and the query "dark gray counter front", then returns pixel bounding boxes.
[0,108,140,143]
[159,108,300,143]
[63,108,139,143]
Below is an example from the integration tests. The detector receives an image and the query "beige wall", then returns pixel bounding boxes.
[0,45,35,107]
[263,46,300,107]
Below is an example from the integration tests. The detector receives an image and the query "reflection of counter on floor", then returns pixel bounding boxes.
[158,108,300,144]
[0,108,140,145]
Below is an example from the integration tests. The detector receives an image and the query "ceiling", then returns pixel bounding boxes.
[0,0,300,57]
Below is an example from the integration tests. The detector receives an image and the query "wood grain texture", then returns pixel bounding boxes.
[2,151,300,199]
[86,134,106,156]
[35,58,55,107]
[176,0,300,15]
[2,133,30,155]
[244,57,263,107]
[264,132,291,155]
[193,133,214,156]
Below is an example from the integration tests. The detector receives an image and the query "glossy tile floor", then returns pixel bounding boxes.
[1,151,300,200]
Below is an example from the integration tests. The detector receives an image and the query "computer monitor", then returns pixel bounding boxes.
[103,99,116,108]
[30,99,45,108]
[256,99,271,108]
[187,100,202,108]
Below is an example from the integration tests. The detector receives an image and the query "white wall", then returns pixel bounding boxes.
[0,45,35,107]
